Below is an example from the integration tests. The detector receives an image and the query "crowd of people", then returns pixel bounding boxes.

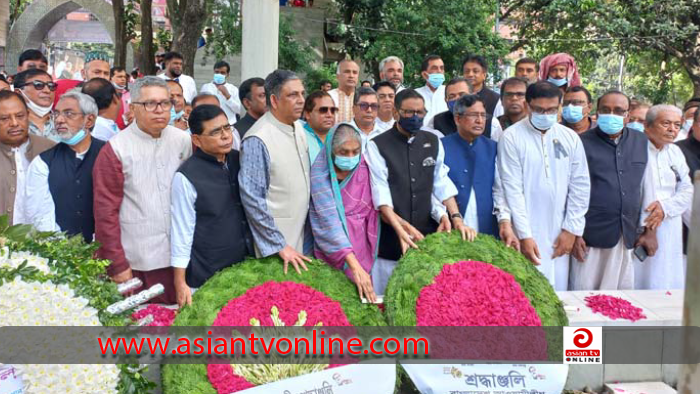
[0,48,697,307]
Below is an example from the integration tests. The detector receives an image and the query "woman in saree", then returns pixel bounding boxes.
[310,123,421,302]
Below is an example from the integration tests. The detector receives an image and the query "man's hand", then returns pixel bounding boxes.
[278,245,311,275]
[175,280,192,307]
[644,201,665,230]
[351,265,376,303]
[498,221,520,251]
[635,227,658,257]
[552,230,576,258]
[520,238,541,266]
[111,268,133,284]
[396,224,421,255]
[452,218,476,241]
[216,83,231,99]
[437,215,452,232]
[572,236,588,262]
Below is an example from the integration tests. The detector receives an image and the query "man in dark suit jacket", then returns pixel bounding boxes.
[432,77,493,139]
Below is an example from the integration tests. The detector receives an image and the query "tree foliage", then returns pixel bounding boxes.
[502,0,700,103]
[9,0,32,26]
[330,0,508,86]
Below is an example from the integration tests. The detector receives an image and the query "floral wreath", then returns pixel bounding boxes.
[0,219,155,393]
[384,232,568,365]
[161,257,386,394]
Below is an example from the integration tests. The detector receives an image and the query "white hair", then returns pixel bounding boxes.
[58,91,98,117]
[646,104,682,125]
[379,56,404,74]
[131,76,169,103]
[331,124,361,154]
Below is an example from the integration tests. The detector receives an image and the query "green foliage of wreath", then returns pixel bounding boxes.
[0,217,156,393]
[385,232,569,327]
[162,257,387,394]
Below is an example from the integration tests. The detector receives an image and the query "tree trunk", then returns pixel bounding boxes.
[140,0,157,76]
[170,0,208,76]
[112,0,127,68]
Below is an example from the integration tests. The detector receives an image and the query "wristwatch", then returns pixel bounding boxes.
[450,212,463,220]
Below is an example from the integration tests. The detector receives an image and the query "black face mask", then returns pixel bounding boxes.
[398,115,423,133]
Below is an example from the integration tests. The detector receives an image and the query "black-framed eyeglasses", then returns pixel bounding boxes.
[399,109,427,117]
[51,110,84,121]
[132,100,174,112]
[598,108,629,116]
[204,124,233,138]
[20,81,58,92]
[503,92,526,98]
[317,106,338,115]
[357,102,379,112]
[563,100,588,106]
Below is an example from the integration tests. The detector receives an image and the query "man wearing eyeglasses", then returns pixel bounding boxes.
[302,90,336,163]
[561,86,596,134]
[496,77,529,132]
[13,69,59,142]
[442,95,518,249]
[350,87,382,150]
[373,81,396,132]
[570,91,650,290]
[635,104,693,290]
[0,91,55,225]
[430,77,501,140]
[24,92,105,243]
[93,76,193,304]
[497,81,590,291]
[366,88,476,295]
[170,105,253,307]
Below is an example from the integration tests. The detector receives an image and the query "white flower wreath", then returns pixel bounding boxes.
[0,247,50,274]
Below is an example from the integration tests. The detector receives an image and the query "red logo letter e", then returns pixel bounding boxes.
[573,328,593,348]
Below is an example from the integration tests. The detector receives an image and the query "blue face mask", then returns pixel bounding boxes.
[427,73,445,89]
[334,154,360,171]
[447,100,457,114]
[562,104,584,124]
[627,121,644,132]
[60,129,87,146]
[398,115,423,133]
[213,73,226,85]
[530,113,558,130]
[597,114,625,135]
[169,107,185,125]
[547,77,568,87]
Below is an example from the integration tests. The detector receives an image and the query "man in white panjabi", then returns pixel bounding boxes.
[635,104,693,290]
[498,81,590,291]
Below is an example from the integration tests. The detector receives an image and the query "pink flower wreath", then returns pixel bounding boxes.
[207,281,351,393]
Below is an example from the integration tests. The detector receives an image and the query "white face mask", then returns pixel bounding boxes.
[20,90,52,117]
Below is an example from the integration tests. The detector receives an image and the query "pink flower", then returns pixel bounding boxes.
[131,304,176,327]
[584,294,646,322]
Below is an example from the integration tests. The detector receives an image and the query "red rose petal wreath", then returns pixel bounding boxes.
[161,257,386,394]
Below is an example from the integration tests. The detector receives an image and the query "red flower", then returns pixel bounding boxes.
[131,304,176,327]
[584,294,646,322]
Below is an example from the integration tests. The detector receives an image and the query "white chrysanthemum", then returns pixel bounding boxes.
[0,247,51,274]
[0,278,120,394]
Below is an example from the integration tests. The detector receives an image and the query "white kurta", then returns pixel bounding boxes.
[635,142,693,289]
[415,85,448,129]
[498,118,591,290]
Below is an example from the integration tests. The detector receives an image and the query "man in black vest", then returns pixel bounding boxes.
[570,91,652,290]
[170,105,253,306]
[366,89,476,295]
[234,77,267,138]
[462,55,503,118]
[24,91,104,242]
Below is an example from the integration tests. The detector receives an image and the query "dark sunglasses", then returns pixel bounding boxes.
[317,106,338,114]
[21,80,58,92]
[358,103,379,111]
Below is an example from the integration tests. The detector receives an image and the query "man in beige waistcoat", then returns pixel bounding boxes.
[239,70,312,274]
[93,76,192,303]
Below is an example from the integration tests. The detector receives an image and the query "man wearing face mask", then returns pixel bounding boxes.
[570,91,650,290]
[157,52,197,103]
[675,98,700,141]
[167,80,188,131]
[627,100,650,133]
[24,92,105,243]
[13,69,59,142]
[498,81,590,291]
[538,53,582,93]
[415,55,448,128]
[366,88,477,295]
[199,61,242,124]
[432,77,501,140]
[561,86,596,134]
[82,78,122,141]
[0,91,55,225]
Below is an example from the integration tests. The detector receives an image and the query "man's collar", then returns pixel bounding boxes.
[0,137,29,154]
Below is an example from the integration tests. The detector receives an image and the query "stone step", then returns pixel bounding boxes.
[604,381,676,394]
